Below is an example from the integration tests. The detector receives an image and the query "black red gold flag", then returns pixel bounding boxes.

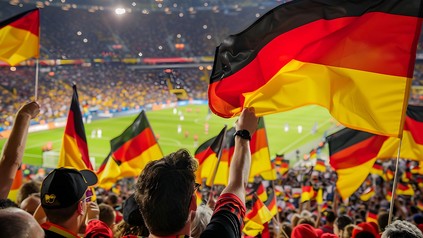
[209,0,422,137]
[59,85,93,170]
[0,9,39,65]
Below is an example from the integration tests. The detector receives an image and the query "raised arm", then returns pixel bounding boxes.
[221,107,258,203]
[0,101,40,199]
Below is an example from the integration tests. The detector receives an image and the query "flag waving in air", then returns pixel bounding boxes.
[327,128,388,199]
[195,126,228,186]
[0,9,39,66]
[110,110,163,178]
[58,85,93,170]
[209,0,422,137]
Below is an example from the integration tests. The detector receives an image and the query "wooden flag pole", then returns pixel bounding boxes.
[388,138,403,224]
[208,125,227,189]
[34,58,39,101]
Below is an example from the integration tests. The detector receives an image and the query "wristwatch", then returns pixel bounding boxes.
[234,129,251,140]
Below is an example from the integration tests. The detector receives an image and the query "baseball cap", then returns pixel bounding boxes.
[123,194,145,226]
[41,168,97,209]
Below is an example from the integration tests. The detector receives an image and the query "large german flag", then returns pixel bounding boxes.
[0,9,39,66]
[195,126,227,186]
[327,128,388,199]
[249,117,275,180]
[58,85,93,170]
[209,0,423,138]
[110,110,163,178]
[245,195,273,225]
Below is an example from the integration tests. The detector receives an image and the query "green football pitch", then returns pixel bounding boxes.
[0,104,335,168]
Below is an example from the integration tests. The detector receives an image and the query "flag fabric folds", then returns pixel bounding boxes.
[7,168,23,202]
[96,154,120,190]
[265,190,278,216]
[377,105,423,161]
[314,158,326,173]
[0,9,39,66]
[208,0,423,137]
[110,110,163,178]
[245,195,273,225]
[195,126,228,186]
[249,117,275,180]
[327,128,387,199]
[59,85,93,170]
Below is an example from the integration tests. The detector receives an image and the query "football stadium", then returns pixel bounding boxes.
[1,0,423,237]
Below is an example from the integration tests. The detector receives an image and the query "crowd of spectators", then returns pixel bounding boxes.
[0,64,208,128]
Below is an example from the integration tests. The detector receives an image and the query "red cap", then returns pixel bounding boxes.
[352,222,379,238]
[292,224,319,238]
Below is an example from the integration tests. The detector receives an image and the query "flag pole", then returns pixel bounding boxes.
[208,125,227,189]
[388,138,403,225]
[34,58,39,101]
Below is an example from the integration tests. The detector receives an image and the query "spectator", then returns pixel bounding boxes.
[114,193,149,238]
[0,207,44,238]
[99,203,116,230]
[20,193,41,215]
[381,220,423,238]
[40,167,98,237]
[191,204,213,238]
[16,181,41,205]
[334,215,354,237]
[135,107,257,237]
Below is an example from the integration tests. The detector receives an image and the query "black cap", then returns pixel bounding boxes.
[41,168,97,209]
[123,194,144,226]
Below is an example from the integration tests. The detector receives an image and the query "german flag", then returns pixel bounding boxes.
[359,187,375,202]
[58,85,93,170]
[314,158,326,173]
[366,210,378,224]
[417,176,423,188]
[243,219,264,237]
[249,117,275,180]
[7,167,23,202]
[109,110,163,178]
[417,200,423,211]
[209,0,422,138]
[245,195,273,225]
[370,161,384,177]
[96,154,120,190]
[397,182,414,196]
[0,9,39,66]
[411,164,421,175]
[300,185,314,203]
[265,190,278,216]
[195,126,230,186]
[327,128,387,199]
[256,182,268,202]
[278,159,290,175]
[385,167,395,181]
[274,154,284,166]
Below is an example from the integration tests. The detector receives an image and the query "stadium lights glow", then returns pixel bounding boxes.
[77,31,82,36]
[203,25,207,29]
[132,2,136,6]
[256,13,260,18]
[138,52,143,57]
[115,8,126,15]
[83,38,88,43]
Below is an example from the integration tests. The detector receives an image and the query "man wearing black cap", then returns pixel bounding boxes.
[40,167,98,237]
[135,107,258,238]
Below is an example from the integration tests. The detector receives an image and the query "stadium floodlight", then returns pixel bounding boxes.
[115,8,126,15]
